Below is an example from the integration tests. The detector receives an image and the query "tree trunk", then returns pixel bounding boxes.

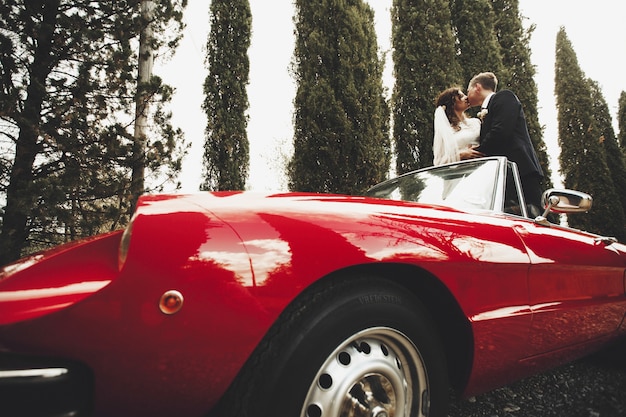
[0,0,59,265]
[130,0,154,212]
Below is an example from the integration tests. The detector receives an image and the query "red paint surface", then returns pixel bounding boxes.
[1,191,625,416]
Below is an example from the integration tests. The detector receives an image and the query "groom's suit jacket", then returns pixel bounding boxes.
[477,90,543,178]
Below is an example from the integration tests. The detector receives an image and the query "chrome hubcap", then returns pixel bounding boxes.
[301,327,429,417]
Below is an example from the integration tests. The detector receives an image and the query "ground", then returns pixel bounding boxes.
[448,337,626,417]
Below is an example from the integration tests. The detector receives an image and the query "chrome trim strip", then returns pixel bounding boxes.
[0,368,68,379]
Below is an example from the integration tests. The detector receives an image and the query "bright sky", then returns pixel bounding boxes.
[157,1,626,193]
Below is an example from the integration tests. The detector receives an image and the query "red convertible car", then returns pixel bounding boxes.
[1,156,625,417]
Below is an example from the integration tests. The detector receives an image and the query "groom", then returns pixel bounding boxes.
[467,72,544,216]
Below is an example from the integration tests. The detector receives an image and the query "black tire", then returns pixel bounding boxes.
[212,275,449,417]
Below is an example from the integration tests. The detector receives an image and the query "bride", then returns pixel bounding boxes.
[433,87,483,165]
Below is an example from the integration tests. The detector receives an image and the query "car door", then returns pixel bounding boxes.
[512,221,626,357]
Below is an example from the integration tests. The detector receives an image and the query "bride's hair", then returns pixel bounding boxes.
[435,87,463,130]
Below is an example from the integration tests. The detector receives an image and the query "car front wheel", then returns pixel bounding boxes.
[213,275,449,417]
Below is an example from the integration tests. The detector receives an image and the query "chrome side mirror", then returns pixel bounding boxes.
[535,189,592,225]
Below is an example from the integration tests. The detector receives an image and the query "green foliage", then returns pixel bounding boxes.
[0,0,187,264]
[451,0,504,84]
[589,80,626,233]
[554,28,625,240]
[391,0,462,173]
[201,0,251,191]
[288,0,390,194]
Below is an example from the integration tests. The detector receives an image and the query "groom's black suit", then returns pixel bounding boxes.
[477,90,544,213]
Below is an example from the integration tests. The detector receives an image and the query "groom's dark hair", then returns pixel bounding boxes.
[470,72,498,92]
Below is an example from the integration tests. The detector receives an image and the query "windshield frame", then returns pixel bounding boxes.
[366,157,528,217]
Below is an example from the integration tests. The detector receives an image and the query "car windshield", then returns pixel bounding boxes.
[366,158,502,212]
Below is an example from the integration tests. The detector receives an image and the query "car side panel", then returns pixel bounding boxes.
[211,198,536,396]
[513,222,626,356]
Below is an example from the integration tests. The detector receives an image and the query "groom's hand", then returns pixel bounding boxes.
[460,146,485,160]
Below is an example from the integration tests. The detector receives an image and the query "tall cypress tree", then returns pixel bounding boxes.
[589,80,626,235]
[554,28,625,240]
[491,0,552,191]
[451,0,505,85]
[391,0,462,173]
[0,0,187,264]
[288,0,390,194]
[201,0,251,191]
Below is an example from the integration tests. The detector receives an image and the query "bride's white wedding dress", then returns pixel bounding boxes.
[433,106,480,166]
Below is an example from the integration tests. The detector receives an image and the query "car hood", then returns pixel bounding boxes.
[176,190,464,218]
